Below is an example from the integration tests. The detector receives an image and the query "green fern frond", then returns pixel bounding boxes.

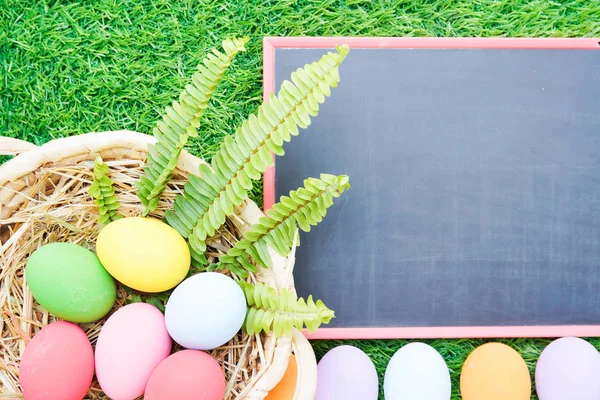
[219,174,350,274]
[137,37,248,215]
[166,45,350,267]
[89,156,123,225]
[239,281,335,336]
[207,259,255,278]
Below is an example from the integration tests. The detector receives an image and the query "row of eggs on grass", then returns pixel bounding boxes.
[20,217,251,400]
[316,338,600,399]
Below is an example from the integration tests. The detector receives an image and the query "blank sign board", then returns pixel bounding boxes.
[263,38,600,339]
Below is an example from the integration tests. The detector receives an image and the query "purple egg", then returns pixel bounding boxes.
[536,337,600,400]
[315,345,378,400]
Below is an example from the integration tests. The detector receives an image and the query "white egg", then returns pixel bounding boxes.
[384,342,451,400]
[165,272,247,350]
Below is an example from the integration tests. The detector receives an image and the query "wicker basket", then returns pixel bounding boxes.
[0,131,317,400]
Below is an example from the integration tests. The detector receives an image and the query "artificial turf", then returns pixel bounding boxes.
[2,1,600,398]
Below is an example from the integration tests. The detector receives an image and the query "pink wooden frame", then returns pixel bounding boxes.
[262,37,600,339]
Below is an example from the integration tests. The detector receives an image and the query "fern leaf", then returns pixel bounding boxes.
[219,174,350,274]
[166,45,350,266]
[89,156,123,225]
[239,281,334,336]
[207,258,255,279]
[137,37,248,215]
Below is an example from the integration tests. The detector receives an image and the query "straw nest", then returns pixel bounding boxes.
[0,131,315,400]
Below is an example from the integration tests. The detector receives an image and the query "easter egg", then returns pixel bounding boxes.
[19,321,94,400]
[535,337,600,400]
[266,354,298,400]
[384,342,451,400]
[96,217,190,292]
[315,345,378,400]
[95,303,171,400]
[25,242,116,323]
[460,342,530,400]
[165,272,246,350]
[144,350,226,400]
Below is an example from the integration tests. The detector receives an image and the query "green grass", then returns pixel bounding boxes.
[2,0,600,398]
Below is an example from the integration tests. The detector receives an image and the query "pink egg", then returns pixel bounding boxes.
[315,345,378,400]
[95,303,171,400]
[536,337,600,400]
[144,350,226,400]
[19,321,94,400]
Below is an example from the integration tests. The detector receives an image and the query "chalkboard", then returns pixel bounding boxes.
[264,38,600,338]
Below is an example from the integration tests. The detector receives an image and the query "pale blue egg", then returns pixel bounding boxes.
[165,272,247,350]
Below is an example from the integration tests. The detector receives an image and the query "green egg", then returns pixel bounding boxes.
[26,242,117,323]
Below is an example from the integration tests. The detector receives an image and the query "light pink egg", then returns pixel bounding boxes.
[95,303,171,400]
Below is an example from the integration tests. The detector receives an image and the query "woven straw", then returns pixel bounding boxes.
[0,131,317,400]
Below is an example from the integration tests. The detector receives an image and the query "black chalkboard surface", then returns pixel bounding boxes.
[264,38,600,338]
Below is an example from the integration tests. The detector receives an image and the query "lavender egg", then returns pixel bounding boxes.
[315,345,378,400]
[536,337,600,400]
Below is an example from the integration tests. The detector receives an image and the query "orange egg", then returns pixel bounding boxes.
[460,342,531,400]
[266,354,297,400]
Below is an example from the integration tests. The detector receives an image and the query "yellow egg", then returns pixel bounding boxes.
[96,217,190,292]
